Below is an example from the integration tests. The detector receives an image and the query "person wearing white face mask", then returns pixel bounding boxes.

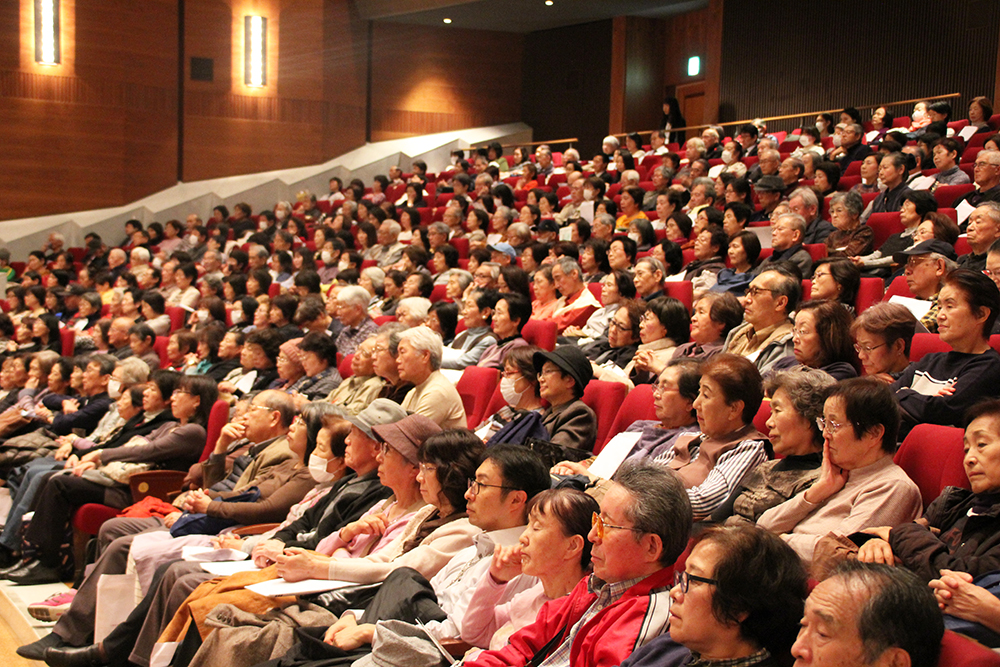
[828,122,872,171]
[708,140,746,180]
[790,126,824,161]
[475,346,547,445]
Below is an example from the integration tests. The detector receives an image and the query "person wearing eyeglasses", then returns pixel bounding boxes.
[533,347,597,452]
[460,460,691,667]
[849,302,917,383]
[772,300,859,381]
[618,526,808,667]
[951,148,1000,215]
[724,266,798,376]
[958,203,1000,273]
[757,378,922,568]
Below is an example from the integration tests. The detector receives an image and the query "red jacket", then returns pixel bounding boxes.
[463,567,674,667]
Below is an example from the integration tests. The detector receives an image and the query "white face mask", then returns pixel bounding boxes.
[259,220,269,231]
[500,376,526,407]
[583,189,594,201]
[815,122,825,133]
[721,150,733,164]
[832,135,843,148]
[186,234,199,246]
[231,310,243,324]
[799,135,812,147]
[913,109,926,122]
[338,258,350,271]
[196,310,210,323]
[321,251,335,264]
[308,453,336,483]
[108,379,122,400]
[628,233,642,244]
[275,209,287,221]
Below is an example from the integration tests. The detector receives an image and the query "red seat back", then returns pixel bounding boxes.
[166,306,187,333]
[909,333,951,362]
[663,281,694,313]
[587,282,603,304]
[855,277,884,314]
[804,244,828,263]
[753,399,772,437]
[455,366,501,429]
[154,337,170,368]
[866,213,904,250]
[429,284,449,303]
[598,385,658,454]
[522,319,557,351]
[894,424,969,509]
[935,183,975,208]
[373,315,396,326]
[884,276,914,301]
[338,354,354,379]
[61,328,76,356]
[202,400,230,461]
[581,380,629,452]
[937,630,1000,667]
[450,238,469,259]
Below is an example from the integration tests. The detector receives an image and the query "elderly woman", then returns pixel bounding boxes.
[773,299,859,380]
[809,257,861,310]
[851,302,917,383]
[893,270,1000,436]
[442,289,499,369]
[286,333,342,401]
[590,299,643,376]
[475,346,546,445]
[326,336,384,414]
[712,369,833,525]
[620,526,808,667]
[395,296,431,328]
[477,292,532,371]
[673,292,744,360]
[826,191,874,258]
[530,266,560,322]
[461,488,600,650]
[622,296,690,387]
[757,378,923,567]
[563,270,634,341]
[859,398,1000,584]
[711,231,760,295]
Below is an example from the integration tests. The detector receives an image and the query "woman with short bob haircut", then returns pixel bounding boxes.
[809,257,860,308]
[775,299,858,381]
[850,302,916,382]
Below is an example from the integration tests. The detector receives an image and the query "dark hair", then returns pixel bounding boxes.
[498,266,530,298]
[851,302,918,356]
[435,244,460,270]
[419,430,486,512]
[630,218,657,249]
[813,257,860,305]
[833,561,943,667]
[703,225,729,257]
[247,328,283,365]
[796,300,857,370]
[270,293,299,324]
[499,292,531,334]
[148,369,182,407]
[657,240,684,276]
[902,190,938,218]
[176,374,218,426]
[248,268,273,297]
[128,322,156,347]
[645,296,690,344]
[724,201,753,227]
[485,444,550,503]
[695,526,808,661]
[429,301,459,343]
[942,268,1000,337]
[236,295,259,325]
[581,239,611,275]
[814,161,841,191]
[528,488,600,568]
[828,377,899,453]
[612,460,692,566]
[610,236,637,265]
[701,353,764,423]
[763,264,803,313]
[731,231,762,266]
[669,212,694,239]
[298,331,338,367]
[609,269,638,299]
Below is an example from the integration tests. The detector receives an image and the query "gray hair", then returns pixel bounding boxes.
[603,135,620,150]
[50,232,65,243]
[252,245,270,260]
[380,220,401,237]
[883,152,908,171]
[450,269,473,293]
[554,257,583,281]
[831,191,864,218]
[340,200,358,217]
[764,368,835,445]
[398,325,443,370]
[976,201,1000,226]
[361,267,385,292]
[636,256,666,276]
[846,123,863,137]
[612,461,692,567]
[109,248,127,263]
[702,127,719,140]
[759,148,780,162]
[507,223,532,242]
[115,356,150,386]
[397,296,431,322]
[620,169,640,186]
[979,149,1000,166]
[338,285,371,309]
[564,147,580,162]
[692,177,717,201]
[130,247,151,263]
[495,206,515,224]
[479,262,501,281]
[927,253,959,272]
[476,173,494,187]
[429,222,450,236]
[789,187,818,212]
[776,212,807,236]
[685,137,706,154]
[593,213,615,230]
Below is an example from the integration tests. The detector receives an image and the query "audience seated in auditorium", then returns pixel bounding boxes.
[725,267,798,375]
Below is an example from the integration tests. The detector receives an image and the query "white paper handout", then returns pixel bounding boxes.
[887,296,931,333]
[865,130,880,143]
[181,546,249,562]
[957,199,976,225]
[908,175,936,191]
[200,560,261,576]
[959,125,978,142]
[246,577,358,597]
[588,431,642,480]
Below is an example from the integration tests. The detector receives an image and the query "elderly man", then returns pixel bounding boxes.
[787,187,834,245]
[649,129,669,155]
[954,148,1000,213]
[753,213,813,278]
[556,178,585,224]
[748,147,780,183]
[749,175,785,223]
[106,247,127,280]
[685,177,716,216]
[591,213,615,242]
[368,220,406,267]
[701,127,723,159]
[830,122,872,171]
[634,257,667,301]
[899,239,957,332]
[427,221,450,251]
[335,286,379,356]
[725,267,797,374]
[200,249,223,282]
[551,257,601,333]
[778,157,804,195]
[536,146,555,177]
[642,165,671,211]
[248,244,269,271]
[792,562,943,667]
[958,202,1000,271]
[534,347,598,451]
[462,461,691,667]
[43,232,66,262]
[397,326,467,429]
[107,317,136,360]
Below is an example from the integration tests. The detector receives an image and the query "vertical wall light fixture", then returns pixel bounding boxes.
[687,56,701,77]
[34,0,60,65]
[244,15,266,87]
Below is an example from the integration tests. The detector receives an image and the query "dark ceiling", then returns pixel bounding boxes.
[364,0,707,34]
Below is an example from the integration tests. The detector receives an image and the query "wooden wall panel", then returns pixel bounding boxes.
[622,16,666,134]
[719,0,1000,132]
[368,22,523,141]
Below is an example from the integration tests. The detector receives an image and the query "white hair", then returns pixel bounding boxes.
[398,324,443,370]
[397,296,431,322]
[602,136,620,150]
[130,247,151,263]
[338,285,371,309]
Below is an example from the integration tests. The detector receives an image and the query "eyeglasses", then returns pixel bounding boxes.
[905,257,934,271]
[652,383,679,397]
[500,369,520,379]
[816,416,847,434]
[591,512,641,540]
[746,286,776,298]
[418,462,438,474]
[974,162,1000,169]
[792,327,814,338]
[812,270,831,279]
[539,367,564,377]
[467,479,516,495]
[673,570,718,594]
[248,403,274,413]
[609,320,631,332]
[853,342,886,354]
